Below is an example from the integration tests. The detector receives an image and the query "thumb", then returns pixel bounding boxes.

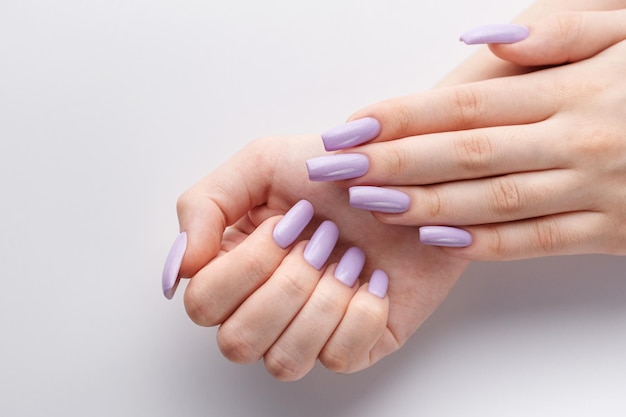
[162,139,275,299]
[461,10,626,66]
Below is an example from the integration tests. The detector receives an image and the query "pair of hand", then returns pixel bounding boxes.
[168,8,626,380]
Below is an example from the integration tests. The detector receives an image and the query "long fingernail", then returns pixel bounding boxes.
[334,247,366,287]
[162,232,187,300]
[460,24,529,44]
[349,186,410,213]
[272,199,315,248]
[419,226,472,248]
[368,269,389,298]
[322,117,381,151]
[303,220,339,270]
[306,154,369,182]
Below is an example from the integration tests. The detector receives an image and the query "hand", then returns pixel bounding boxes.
[170,136,468,380]
[337,10,626,260]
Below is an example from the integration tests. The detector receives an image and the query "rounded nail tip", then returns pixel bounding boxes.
[334,246,366,287]
[272,199,315,248]
[460,23,529,45]
[162,232,188,300]
[303,220,339,270]
[419,226,472,248]
[368,269,389,298]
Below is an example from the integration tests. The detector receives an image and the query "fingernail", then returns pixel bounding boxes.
[322,117,381,151]
[272,199,315,248]
[162,232,187,300]
[368,269,389,298]
[419,226,472,248]
[334,247,366,287]
[460,24,529,45]
[303,220,339,270]
[349,186,410,214]
[306,154,369,182]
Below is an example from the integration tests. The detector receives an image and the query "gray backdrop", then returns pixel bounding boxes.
[2,0,625,415]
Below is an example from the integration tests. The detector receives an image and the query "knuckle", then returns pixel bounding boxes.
[450,85,484,127]
[217,323,260,364]
[532,219,566,254]
[184,286,221,327]
[487,225,508,258]
[319,346,355,374]
[380,143,409,179]
[553,12,583,43]
[424,186,443,219]
[490,176,524,215]
[275,269,312,302]
[264,347,307,381]
[453,132,494,173]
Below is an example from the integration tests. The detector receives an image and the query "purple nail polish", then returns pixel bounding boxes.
[334,247,366,287]
[322,117,381,151]
[272,199,315,248]
[368,269,389,298]
[419,226,472,248]
[460,24,529,45]
[306,154,369,182]
[349,186,410,214]
[162,232,187,300]
[303,220,339,270]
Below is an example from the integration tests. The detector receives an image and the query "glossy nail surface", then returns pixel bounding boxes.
[334,247,366,287]
[162,232,187,299]
[273,199,315,248]
[349,186,410,213]
[306,154,369,182]
[460,24,529,44]
[322,117,381,151]
[368,269,389,298]
[303,220,339,270]
[419,226,472,248]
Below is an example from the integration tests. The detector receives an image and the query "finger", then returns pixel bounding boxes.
[263,247,365,381]
[369,169,588,227]
[174,138,278,280]
[347,118,571,187]
[319,270,389,375]
[442,211,608,261]
[345,69,560,145]
[489,10,626,66]
[184,202,316,326]
[216,242,325,365]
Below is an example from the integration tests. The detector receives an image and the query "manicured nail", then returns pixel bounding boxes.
[349,186,410,214]
[303,220,339,270]
[306,154,369,182]
[334,247,366,287]
[368,269,389,298]
[272,199,315,248]
[419,226,472,248]
[322,117,381,151]
[162,232,187,300]
[460,24,529,45]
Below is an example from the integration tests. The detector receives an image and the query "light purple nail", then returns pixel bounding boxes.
[334,247,366,287]
[419,226,472,248]
[322,117,381,151]
[368,269,389,299]
[272,200,315,248]
[162,232,187,300]
[303,220,339,270]
[349,186,410,214]
[306,154,369,182]
[460,24,529,45]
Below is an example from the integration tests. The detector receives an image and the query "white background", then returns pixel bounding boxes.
[1,0,625,416]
